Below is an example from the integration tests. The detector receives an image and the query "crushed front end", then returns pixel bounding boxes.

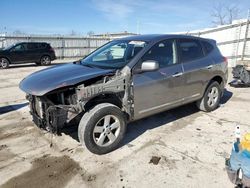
[19,60,133,134]
[26,89,80,133]
[24,71,133,134]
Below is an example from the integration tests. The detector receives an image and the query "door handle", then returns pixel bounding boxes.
[206,65,213,69]
[172,72,183,77]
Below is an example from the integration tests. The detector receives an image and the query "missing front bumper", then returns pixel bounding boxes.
[27,95,76,133]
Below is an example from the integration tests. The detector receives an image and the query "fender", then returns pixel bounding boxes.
[76,71,133,117]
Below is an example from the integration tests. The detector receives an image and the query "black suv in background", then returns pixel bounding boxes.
[0,42,56,69]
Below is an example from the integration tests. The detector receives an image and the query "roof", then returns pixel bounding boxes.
[14,42,48,45]
[93,32,137,37]
[19,42,48,44]
[115,34,211,42]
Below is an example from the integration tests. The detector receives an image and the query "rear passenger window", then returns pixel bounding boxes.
[178,39,204,63]
[38,43,47,49]
[27,43,38,50]
[201,41,214,55]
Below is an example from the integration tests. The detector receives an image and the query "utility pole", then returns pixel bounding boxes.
[241,9,250,61]
[235,22,242,66]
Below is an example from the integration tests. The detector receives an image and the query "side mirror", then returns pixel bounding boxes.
[141,60,159,72]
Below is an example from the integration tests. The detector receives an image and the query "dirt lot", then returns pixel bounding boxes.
[0,62,250,188]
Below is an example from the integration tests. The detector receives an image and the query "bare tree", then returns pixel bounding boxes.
[226,5,240,24]
[211,4,240,26]
[211,4,226,25]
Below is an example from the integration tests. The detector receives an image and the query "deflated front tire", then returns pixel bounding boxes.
[78,103,127,155]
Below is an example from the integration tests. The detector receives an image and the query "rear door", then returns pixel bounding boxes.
[177,38,214,102]
[132,39,185,119]
[26,43,40,62]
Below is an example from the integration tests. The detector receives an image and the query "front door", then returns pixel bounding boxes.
[9,43,27,63]
[132,39,185,120]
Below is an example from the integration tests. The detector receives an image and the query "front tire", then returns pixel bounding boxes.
[0,57,10,69]
[196,81,222,112]
[40,55,51,65]
[78,103,127,155]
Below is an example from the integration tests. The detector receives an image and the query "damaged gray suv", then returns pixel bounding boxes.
[20,34,228,154]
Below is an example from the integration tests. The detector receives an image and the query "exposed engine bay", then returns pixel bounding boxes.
[26,70,133,133]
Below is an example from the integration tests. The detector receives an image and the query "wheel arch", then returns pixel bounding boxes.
[202,75,224,97]
[83,92,123,112]
[210,75,223,85]
[0,56,11,64]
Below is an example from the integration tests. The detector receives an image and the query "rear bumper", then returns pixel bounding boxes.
[51,54,57,61]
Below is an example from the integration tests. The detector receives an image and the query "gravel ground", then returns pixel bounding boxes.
[0,62,249,188]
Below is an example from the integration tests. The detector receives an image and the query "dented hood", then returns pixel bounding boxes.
[19,63,114,96]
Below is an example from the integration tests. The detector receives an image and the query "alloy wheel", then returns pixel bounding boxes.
[0,58,8,68]
[92,115,121,147]
[41,56,51,65]
[207,86,219,107]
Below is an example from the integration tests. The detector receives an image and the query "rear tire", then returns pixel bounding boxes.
[0,57,10,69]
[78,103,127,155]
[40,55,51,65]
[196,81,222,112]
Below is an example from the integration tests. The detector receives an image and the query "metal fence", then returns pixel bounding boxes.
[1,20,250,67]
[0,35,110,59]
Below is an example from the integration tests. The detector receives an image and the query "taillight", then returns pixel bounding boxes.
[223,56,228,64]
[49,47,54,52]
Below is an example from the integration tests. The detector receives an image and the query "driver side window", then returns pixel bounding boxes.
[141,39,176,68]
[13,44,25,51]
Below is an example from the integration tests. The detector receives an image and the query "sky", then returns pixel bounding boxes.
[0,0,249,35]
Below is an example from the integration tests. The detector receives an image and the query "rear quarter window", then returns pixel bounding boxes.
[178,39,204,63]
[201,41,214,55]
[38,43,48,49]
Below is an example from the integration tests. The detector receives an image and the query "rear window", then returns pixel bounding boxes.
[178,39,204,63]
[201,41,214,55]
[38,43,48,49]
